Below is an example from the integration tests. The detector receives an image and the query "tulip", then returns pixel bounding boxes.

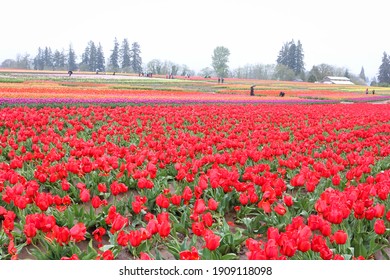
[374,219,386,235]
[70,223,86,242]
[140,252,153,260]
[283,195,293,207]
[333,230,348,245]
[194,199,206,214]
[158,221,171,238]
[180,246,200,260]
[156,194,170,209]
[128,230,142,247]
[204,232,220,251]
[79,188,90,203]
[207,198,219,211]
[274,203,287,216]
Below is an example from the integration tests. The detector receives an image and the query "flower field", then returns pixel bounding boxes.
[0,72,390,260]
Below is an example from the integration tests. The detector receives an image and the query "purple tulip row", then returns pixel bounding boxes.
[0,97,338,105]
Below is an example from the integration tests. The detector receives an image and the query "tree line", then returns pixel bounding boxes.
[1,38,144,74]
[208,41,389,86]
[2,39,390,85]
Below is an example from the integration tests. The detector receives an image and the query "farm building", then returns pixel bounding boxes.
[322,76,355,85]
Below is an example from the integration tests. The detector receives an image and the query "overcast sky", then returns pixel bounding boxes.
[1,0,388,78]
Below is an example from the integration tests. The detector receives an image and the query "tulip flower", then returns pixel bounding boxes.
[374,219,386,235]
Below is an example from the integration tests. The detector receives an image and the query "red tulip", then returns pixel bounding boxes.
[61,254,79,260]
[202,212,213,227]
[98,183,107,193]
[101,250,114,260]
[128,230,142,247]
[274,203,287,216]
[158,221,171,238]
[53,225,71,245]
[92,227,106,243]
[283,195,293,207]
[117,230,129,246]
[332,174,341,186]
[23,223,37,239]
[194,199,206,214]
[79,188,90,203]
[207,198,219,211]
[180,246,200,260]
[204,232,220,251]
[374,219,386,235]
[182,186,193,201]
[110,214,128,234]
[333,230,348,245]
[156,194,170,209]
[70,223,86,242]
[170,194,182,206]
[140,252,153,260]
[264,239,278,259]
[192,221,205,236]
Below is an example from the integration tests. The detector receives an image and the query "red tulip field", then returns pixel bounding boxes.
[0,72,390,260]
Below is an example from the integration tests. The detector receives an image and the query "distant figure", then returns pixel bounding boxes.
[68,70,73,77]
[366,88,369,94]
[279,91,285,97]
[250,85,256,96]
[96,69,99,74]
[221,78,224,83]
[372,90,375,95]
[113,72,116,75]
[218,78,221,83]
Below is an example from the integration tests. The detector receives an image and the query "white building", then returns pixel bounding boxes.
[322,76,355,85]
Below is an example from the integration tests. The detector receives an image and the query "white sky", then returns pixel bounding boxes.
[0,0,388,78]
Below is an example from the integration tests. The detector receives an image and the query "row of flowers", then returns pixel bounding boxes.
[0,97,336,105]
[2,80,389,105]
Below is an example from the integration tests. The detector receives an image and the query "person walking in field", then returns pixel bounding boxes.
[366,88,369,94]
[250,85,256,96]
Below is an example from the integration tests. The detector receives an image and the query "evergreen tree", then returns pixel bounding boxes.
[295,40,305,74]
[378,52,390,84]
[59,49,66,69]
[88,41,97,71]
[120,38,131,71]
[276,42,289,66]
[286,40,297,72]
[359,66,366,82]
[96,43,105,72]
[109,37,120,71]
[81,44,91,69]
[43,47,53,70]
[33,48,45,70]
[130,42,142,73]
[53,50,62,70]
[276,40,304,75]
[67,45,77,71]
